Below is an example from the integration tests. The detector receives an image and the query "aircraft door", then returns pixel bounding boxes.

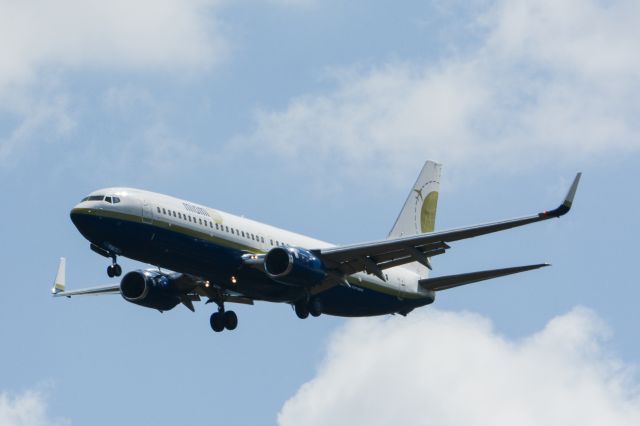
[142,200,154,224]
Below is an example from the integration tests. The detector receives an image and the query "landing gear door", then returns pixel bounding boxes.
[142,200,154,224]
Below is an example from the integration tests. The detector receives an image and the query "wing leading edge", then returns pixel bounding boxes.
[316,173,581,278]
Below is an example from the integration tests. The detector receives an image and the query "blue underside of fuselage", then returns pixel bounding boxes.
[70,212,433,317]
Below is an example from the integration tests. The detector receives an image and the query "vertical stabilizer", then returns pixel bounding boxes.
[388,161,442,276]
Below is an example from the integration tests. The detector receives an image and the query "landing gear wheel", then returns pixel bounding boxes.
[210,312,225,332]
[107,265,115,278]
[295,301,309,319]
[309,299,322,317]
[113,264,122,277]
[224,311,238,330]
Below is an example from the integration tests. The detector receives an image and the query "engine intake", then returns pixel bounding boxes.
[120,270,182,311]
[264,247,326,287]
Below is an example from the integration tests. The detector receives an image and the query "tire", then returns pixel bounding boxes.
[295,302,309,319]
[107,265,115,278]
[309,299,322,317]
[210,312,225,332]
[113,264,122,277]
[224,311,238,330]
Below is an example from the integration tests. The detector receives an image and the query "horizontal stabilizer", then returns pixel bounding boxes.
[418,263,549,291]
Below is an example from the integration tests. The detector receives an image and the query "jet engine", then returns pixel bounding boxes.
[264,247,326,287]
[120,270,182,311]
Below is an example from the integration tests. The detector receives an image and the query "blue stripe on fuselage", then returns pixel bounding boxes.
[70,212,434,317]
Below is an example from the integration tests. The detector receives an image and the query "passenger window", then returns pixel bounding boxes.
[157,207,161,213]
[162,208,167,215]
[210,222,213,228]
[188,216,192,222]
[172,211,176,217]
[215,223,219,230]
[261,237,265,243]
[225,226,229,232]
[241,231,245,237]
[231,229,235,235]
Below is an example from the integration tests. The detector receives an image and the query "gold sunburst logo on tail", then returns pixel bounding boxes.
[420,191,439,233]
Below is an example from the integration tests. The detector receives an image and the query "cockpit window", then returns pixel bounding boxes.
[113,197,121,203]
[82,195,105,202]
[105,196,112,203]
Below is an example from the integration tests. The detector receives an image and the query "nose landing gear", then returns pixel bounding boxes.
[106,255,122,278]
[90,244,123,278]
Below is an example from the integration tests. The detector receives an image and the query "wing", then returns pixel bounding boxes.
[316,173,581,280]
[51,258,255,312]
[51,257,121,297]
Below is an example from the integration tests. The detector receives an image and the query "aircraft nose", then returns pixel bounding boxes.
[70,205,83,227]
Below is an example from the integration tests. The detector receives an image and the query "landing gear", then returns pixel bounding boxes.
[107,253,122,278]
[295,298,322,319]
[209,310,239,332]
[224,311,238,330]
[294,300,309,319]
[209,292,239,333]
[107,263,122,278]
[210,311,225,332]
[91,244,122,278]
[309,298,322,317]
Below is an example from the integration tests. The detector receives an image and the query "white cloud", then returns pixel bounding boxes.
[0,0,227,91]
[0,0,227,169]
[263,0,317,8]
[242,0,640,184]
[0,389,67,426]
[279,308,640,426]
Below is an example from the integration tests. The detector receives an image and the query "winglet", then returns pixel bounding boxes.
[543,173,582,217]
[52,257,66,295]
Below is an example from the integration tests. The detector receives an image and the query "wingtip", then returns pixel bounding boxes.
[51,257,66,295]
[564,172,582,206]
[542,173,582,218]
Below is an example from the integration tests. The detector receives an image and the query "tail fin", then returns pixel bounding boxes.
[388,161,442,276]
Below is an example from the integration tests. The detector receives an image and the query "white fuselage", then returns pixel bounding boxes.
[73,187,425,298]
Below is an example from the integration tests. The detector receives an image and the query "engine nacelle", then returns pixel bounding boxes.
[120,270,182,311]
[264,247,326,287]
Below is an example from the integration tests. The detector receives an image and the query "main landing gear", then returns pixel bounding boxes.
[294,298,322,319]
[209,293,238,333]
[210,309,238,333]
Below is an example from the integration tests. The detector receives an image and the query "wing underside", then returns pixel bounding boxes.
[316,173,581,281]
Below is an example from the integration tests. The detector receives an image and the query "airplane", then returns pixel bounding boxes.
[52,161,581,333]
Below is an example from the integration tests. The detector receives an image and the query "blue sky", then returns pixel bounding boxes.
[1,0,639,424]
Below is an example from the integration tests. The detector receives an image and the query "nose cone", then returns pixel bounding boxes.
[70,204,83,226]
[70,204,96,241]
